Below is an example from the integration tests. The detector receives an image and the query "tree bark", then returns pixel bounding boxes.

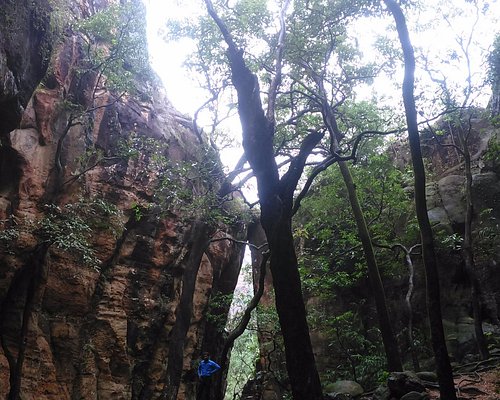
[393,243,421,371]
[204,2,324,398]
[383,1,457,398]
[403,246,420,371]
[214,251,270,400]
[319,78,402,372]
[162,221,210,400]
[337,160,403,372]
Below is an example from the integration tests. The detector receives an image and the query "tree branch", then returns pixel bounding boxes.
[266,0,292,125]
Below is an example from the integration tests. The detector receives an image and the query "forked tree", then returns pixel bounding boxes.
[203,0,325,397]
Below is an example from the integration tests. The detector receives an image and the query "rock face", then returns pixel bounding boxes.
[0,1,246,399]
[0,0,55,135]
[421,120,500,355]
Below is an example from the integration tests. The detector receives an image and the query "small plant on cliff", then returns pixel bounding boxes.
[35,198,122,269]
[116,133,245,226]
[206,293,235,333]
[38,203,97,265]
[47,2,154,189]
[37,197,122,267]
[1,197,121,268]
[0,227,19,254]
[76,2,151,93]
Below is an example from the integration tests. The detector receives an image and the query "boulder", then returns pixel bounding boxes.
[400,391,430,400]
[415,371,437,382]
[437,175,466,225]
[325,380,364,398]
[387,371,425,398]
[372,384,390,400]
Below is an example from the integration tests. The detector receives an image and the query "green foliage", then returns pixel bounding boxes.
[37,198,122,267]
[474,208,500,263]
[484,136,500,164]
[206,293,234,332]
[287,0,379,83]
[435,231,464,252]
[224,326,259,400]
[295,149,416,386]
[0,228,20,254]
[0,197,122,269]
[116,133,248,226]
[487,33,500,86]
[166,0,391,161]
[130,202,145,222]
[38,203,97,265]
[224,262,260,400]
[76,2,151,93]
[255,301,289,387]
[310,309,387,389]
[296,151,416,297]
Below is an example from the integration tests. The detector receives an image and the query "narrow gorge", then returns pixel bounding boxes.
[1,1,500,400]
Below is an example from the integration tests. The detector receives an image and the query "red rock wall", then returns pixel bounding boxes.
[0,2,246,399]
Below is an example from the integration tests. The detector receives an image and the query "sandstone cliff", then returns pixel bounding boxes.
[0,1,246,399]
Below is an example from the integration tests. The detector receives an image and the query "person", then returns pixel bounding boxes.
[196,352,221,400]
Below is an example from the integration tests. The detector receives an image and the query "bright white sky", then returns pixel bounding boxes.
[143,0,499,189]
[145,0,205,115]
[144,0,499,111]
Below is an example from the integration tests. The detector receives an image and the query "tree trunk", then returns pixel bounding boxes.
[337,160,403,372]
[403,245,420,371]
[162,221,210,400]
[265,214,323,400]
[214,250,270,400]
[383,1,457,398]
[457,126,489,360]
[203,2,324,397]
[318,74,402,371]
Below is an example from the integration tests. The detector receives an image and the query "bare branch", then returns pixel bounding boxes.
[209,235,268,252]
[267,0,292,124]
[62,156,123,187]
[292,155,337,215]
[193,90,220,144]
[426,121,465,156]
[280,130,325,200]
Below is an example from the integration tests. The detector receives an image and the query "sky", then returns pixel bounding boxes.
[145,0,205,115]
[143,0,499,187]
[144,0,499,111]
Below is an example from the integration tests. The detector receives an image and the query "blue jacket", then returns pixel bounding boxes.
[198,359,221,377]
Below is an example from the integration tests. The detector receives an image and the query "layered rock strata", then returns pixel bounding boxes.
[0,1,246,399]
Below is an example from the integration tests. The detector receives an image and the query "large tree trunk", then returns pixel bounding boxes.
[337,160,403,372]
[265,214,323,400]
[383,1,457,398]
[204,2,324,398]
[162,221,210,400]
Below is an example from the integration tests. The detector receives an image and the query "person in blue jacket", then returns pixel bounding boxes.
[197,352,221,400]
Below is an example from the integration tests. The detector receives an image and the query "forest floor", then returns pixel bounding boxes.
[427,367,500,399]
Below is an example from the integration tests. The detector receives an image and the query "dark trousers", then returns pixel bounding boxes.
[196,376,212,400]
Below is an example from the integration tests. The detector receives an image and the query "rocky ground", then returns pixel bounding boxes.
[428,368,500,399]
